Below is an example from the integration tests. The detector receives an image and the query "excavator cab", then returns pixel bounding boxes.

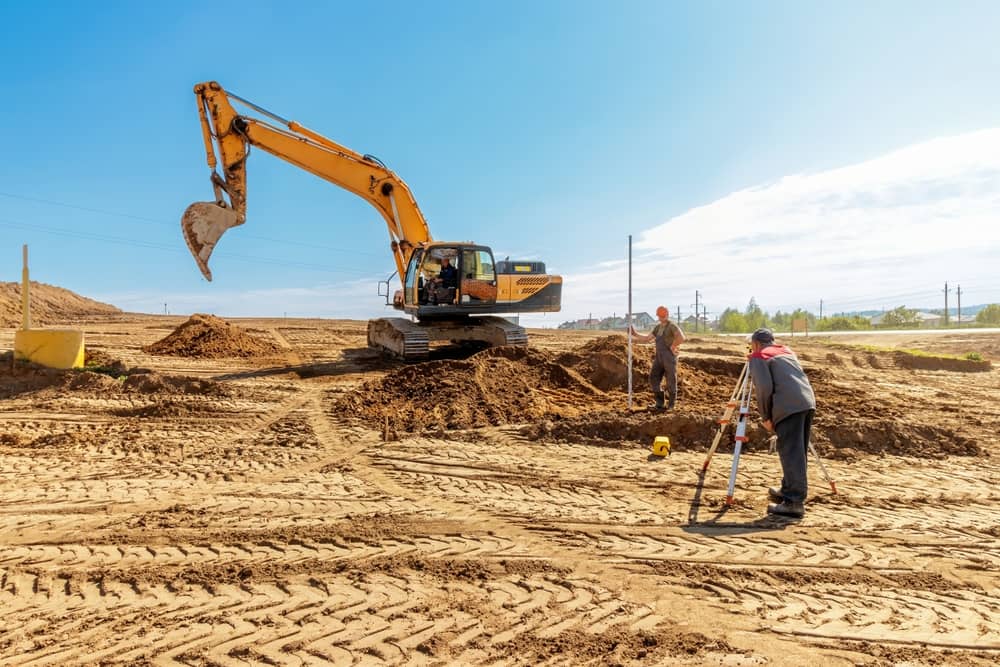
[403,244,498,313]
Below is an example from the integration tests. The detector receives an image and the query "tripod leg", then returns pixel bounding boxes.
[809,442,838,494]
[703,362,749,472]
[702,425,727,472]
[725,440,743,505]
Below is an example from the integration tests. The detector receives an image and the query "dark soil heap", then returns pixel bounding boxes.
[143,314,281,359]
[333,333,984,459]
[334,346,602,432]
[1,349,228,400]
[333,335,730,435]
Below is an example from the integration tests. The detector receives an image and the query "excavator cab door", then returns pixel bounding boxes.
[458,248,498,306]
[403,249,423,306]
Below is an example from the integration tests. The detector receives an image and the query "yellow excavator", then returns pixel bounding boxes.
[181,81,562,360]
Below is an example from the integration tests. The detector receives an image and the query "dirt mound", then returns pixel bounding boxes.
[143,314,281,358]
[334,336,747,435]
[335,346,602,432]
[332,331,987,459]
[110,400,223,418]
[121,371,228,396]
[552,335,651,391]
[0,351,227,399]
[892,351,992,372]
[524,410,769,452]
[816,420,981,459]
[0,281,120,327]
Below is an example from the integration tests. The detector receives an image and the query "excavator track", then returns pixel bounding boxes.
[367,316,527,361]
[368,318,431,360]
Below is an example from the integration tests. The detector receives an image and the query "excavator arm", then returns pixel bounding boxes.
[182,81,431,280]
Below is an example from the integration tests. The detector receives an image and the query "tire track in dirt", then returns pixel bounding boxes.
[0,565,711,665]
[366,425,1000,660]
[572,528,1000,573]
[0,389,718,664]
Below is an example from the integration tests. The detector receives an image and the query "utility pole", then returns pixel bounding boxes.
[627,234,633,410]
[164,303,167,315]
[676,305,681,323]
[702,304,709,330]
[692,291,701,332]
[943,282,950,326]
[819,299,823,320]
[957,285,962,327]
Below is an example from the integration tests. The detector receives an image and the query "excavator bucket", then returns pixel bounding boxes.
[181,202,242,281]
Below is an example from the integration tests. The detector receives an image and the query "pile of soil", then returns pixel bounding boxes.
[552,335,651,391]
[891,350,992,372]
[143,314,281,359]
[0,350,227,399]
[333,336,737,436]
[334,333,985,459]
[334,346,603,432]
[0,281,121,327]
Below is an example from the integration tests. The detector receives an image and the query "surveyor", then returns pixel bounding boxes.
[630,306,684,410]
[747,328,816,518]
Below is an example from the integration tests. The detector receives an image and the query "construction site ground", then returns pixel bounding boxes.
[1,316,998,666]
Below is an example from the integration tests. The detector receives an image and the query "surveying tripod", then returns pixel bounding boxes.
[701,359,837,505]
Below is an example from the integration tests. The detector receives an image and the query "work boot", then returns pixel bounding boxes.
[666,396,676,411]
[767,500,805,518]
[648,391,665,411]
[767,487,785,502]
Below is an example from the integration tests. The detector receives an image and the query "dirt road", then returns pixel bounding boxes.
[1,317,998,665]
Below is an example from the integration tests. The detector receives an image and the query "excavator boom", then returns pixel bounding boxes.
[182,81,430,281]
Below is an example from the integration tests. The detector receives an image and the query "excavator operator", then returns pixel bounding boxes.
[427,257,458,305]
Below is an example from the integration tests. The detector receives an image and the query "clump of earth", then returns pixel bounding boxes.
[143,313,281,359]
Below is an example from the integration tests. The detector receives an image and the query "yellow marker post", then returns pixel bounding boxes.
[13,245,85,369]
[21,244,30,329]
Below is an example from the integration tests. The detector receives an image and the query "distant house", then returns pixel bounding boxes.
[682,314,709,331]
[916,312,943,327]
[558,311,655,330]
[630,312,655,329]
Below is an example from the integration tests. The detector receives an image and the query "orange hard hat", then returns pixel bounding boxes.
[656,306,668,318]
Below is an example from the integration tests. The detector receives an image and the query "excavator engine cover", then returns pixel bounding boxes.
[181,201,243,281]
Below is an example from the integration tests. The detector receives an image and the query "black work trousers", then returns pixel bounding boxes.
[774,409,814,504]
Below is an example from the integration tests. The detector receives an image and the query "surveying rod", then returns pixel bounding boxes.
[626,234,633,409]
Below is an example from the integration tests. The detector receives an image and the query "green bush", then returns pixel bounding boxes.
[976,304,1000,326]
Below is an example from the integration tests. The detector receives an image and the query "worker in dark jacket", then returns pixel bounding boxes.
[427,257,459,304]
[630,306,685,410]
[747,328,816,518]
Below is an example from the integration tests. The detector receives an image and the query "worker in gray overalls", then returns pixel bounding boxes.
[630,305,685,410]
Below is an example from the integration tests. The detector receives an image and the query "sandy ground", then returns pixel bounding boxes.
[1,316,998,666]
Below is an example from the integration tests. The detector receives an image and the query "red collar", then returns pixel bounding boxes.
[751,344,792,360]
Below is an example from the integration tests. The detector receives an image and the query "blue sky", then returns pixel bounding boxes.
[2,1,999,324]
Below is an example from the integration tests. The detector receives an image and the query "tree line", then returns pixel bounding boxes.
[715,299,1000,333]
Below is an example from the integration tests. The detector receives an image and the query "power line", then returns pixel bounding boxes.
[0,218,380,278]
[0,190,386,259]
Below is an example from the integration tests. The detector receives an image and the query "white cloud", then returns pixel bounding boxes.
[563,128,1000,321]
